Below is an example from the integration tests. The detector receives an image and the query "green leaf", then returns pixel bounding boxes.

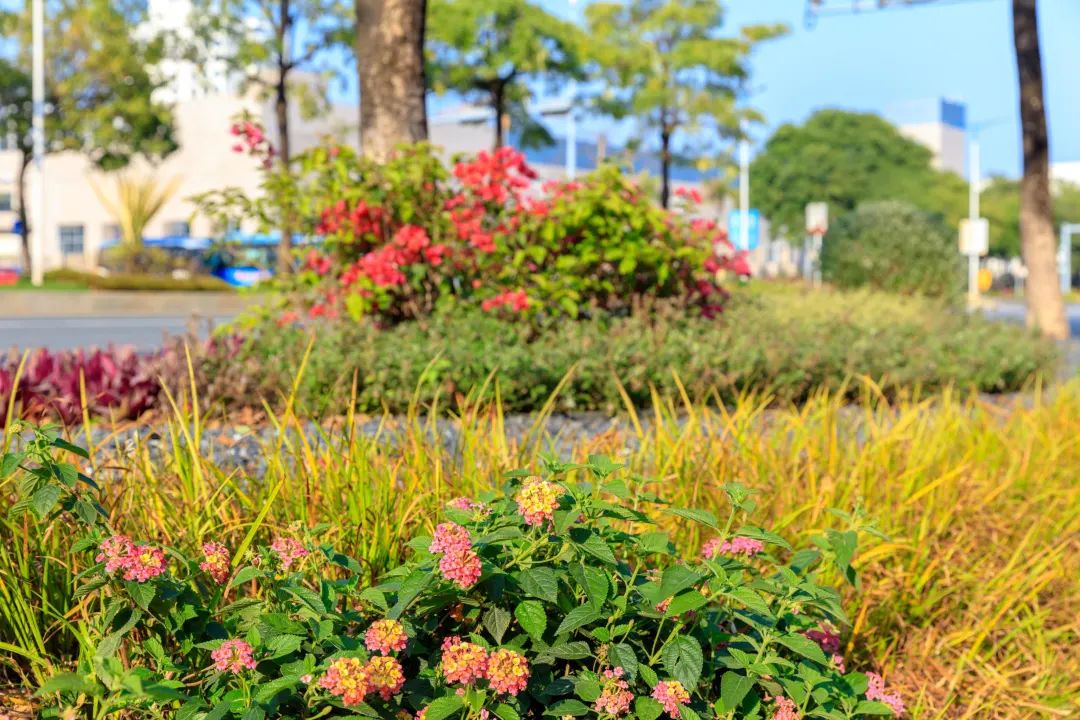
[638,664,659,688]
[575,679,602,702]
[665,590,707,618]
[570,529,617,565]
[0,452,23,479]
[484,606,512,644]
[358,587,388,611]
[555,605,602,637]
[493,703,520,720]
[635,697,664,720]
[545,700,590,717]
[229,565,261,588]
[582,566,609,608]
[662,507,720,531]
[719,672,754,713]
[255,675,300,702]
[515,600,547,639]
[853,701,896,716]
[638,531,672,554]
[30,484,62,519]
[735,525,793,551]
[520,567,559,603]
[724,587,773,618]
[36,672,96,696]
[52,437,90,459]
[424,694,465,720]
[389,569,432,619]
[608,643,638,681]
[549,641,592,660]
[286,585,327,614]
[775,635,829,665]
[127,582,157,611]
[662,635,703,689]
[267,634,304,659]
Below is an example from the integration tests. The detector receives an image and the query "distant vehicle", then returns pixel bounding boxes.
[101,233,310,288]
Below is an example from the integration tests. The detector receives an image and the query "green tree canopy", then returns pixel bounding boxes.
[586,0,784,208]
[426,0,586,149]
[749,109,968,236]
[1,0,176,274]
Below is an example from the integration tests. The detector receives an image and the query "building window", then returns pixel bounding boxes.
[164,220,190,237]
[0,193,11,212]
[59,224,85,256]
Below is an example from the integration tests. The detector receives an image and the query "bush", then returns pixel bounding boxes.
[190,288,1056,418]
[14,429,903,719]
[821,201,962,297]
[195,130,742,324]
[42,268,233,292]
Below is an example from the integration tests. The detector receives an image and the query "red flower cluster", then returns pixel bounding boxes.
[230,120,274,165]
[444,147,539,254]
[674,186,704,204]
[481,289,529,313]
[303,250,333,276]
[315,199,387,240]
[340,225,448,290]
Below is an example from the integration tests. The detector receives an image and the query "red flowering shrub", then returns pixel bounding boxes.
[195,135,744,325]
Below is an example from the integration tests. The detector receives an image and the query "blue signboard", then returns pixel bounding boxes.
[727,208,761,251]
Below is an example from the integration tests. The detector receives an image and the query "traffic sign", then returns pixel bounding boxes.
[727,208,760,251]
[959,218,989,256]
[805,202,828,236]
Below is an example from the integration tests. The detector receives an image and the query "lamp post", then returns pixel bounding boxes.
[31,0,45,286]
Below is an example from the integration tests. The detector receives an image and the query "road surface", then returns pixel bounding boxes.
[983,299,1080,337]
[0,315,235,352]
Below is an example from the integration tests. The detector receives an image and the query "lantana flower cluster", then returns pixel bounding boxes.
[594,668,634,716]
[701,535,765,559]
[96,534,166,583]
[428,522,482,589]
[438,638,529,697]
[651,680,691,718]
[866,672,905,716]
[514,478,562,527]
[270,536,309,571]
[199,541,231,585]
[211,639,257,674]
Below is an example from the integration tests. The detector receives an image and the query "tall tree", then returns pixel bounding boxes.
[190,0,348,273]
[426,0,585,150]
[587,0,784,208]
[749,109,967,235]
[0,0,177,277]
[1012,0,1067,338]
[355,0,429,161]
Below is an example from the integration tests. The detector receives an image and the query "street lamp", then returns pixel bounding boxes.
[31,0,45,286]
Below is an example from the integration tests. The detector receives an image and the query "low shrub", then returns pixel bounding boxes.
[820,202,962,297]
[0,346,173,426]
[12,429,901,719]
[195,131,743,324]
[191,288,1056,418]
[40,269,233,292]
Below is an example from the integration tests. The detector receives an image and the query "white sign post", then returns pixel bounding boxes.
[959,218,989,308]
[804,203,828,285]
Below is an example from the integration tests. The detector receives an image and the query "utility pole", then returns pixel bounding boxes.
[31,0,45,286]
[738,131,749,254]
[967,135,980,309]
[566,0,578,179]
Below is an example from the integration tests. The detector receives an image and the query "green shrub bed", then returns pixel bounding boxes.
[195,287,1056,417]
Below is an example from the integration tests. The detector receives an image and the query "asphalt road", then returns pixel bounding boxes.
[0,315,235,352]
[1,300,1078,354]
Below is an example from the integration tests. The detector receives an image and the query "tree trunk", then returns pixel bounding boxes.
[659,127,672,209]
[356,0,429,162]
[492,84,505,149]
[16,150,31,276]
[275,0,293,276]
[1012,0,1068,338]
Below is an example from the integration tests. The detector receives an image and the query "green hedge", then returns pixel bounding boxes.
[192,287,1057,416]
[45,269,234,291]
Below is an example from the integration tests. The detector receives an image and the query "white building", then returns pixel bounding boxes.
[888,97,968,177]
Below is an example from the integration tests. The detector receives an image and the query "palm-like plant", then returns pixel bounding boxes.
[91,172,182,258]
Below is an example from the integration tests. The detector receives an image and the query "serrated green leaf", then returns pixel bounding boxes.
[36,672,96,696]
[425,694,465,720]
[555,605,601,637]
[484,606,512,644]
[229,565,261,588]
[662,635,703,689]
[515,600,547,639]
[519,567,559,603]
[544,699,589,716]
[719,672,755,712]
[662,507,720,530]
[608,643,638,681]
[775,634,829,665]
[30,484,62,519]
[635,696,664,720]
